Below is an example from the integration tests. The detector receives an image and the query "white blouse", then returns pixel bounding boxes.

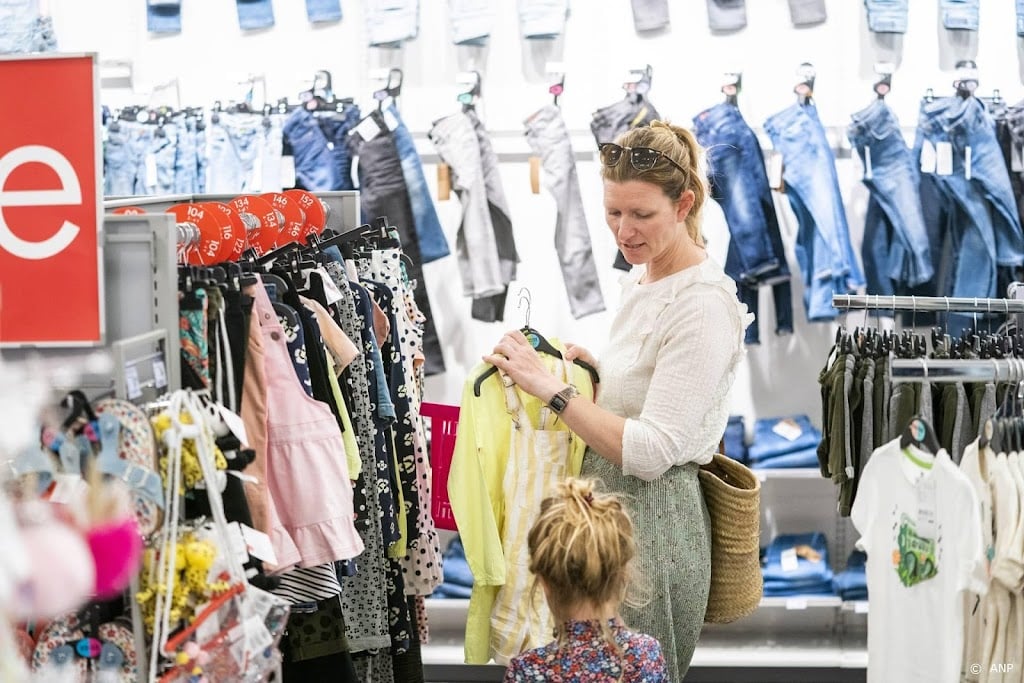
[596,258,752,481]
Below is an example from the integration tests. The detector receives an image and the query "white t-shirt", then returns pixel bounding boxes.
[851,438,987,683]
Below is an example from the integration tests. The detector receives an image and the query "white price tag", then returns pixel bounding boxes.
[781,547,800,573]
[920,140,937,174]
[936,141,954,176]
[772,418,803,442]
[862,146,873,180]
[964,145,972,180]
[145,154,158,189]
[918,477,938,538]
[382,108,399,131]
[280,155,296,188]
[767,151,784,190]
[785,598,808,610]
[317,267,345,305]
[152,358,167,389]
[240,522,279,566]
[125,365,142,400]
[854,600,869,614]
[217,405,249,447]
[244,614,274,654]
[226,522,252,566]
[354,115,381,142]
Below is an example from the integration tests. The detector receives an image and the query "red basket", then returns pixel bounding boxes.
[420,402,461,531]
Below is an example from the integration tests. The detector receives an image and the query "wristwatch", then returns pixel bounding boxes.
[548,385,579,414]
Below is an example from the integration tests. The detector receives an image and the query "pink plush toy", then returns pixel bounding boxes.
[85,517,143,599]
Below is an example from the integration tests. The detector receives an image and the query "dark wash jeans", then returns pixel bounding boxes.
[695,103,793,344]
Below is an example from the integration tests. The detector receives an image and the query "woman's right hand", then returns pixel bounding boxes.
[564,343,597,368]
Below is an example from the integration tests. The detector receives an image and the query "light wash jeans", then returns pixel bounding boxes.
[0,0,56,52]
[236,0,274,30]
[306,0,341,23]
[206,113,283,194]
[448,0,494,45]
[864,0,907,33]
[706,0,745,31]
[104,121,178,196]
[146,0,182,34]
[524,104,605,319]
[518,0,568,38]
[940,0,978,30]
[366,0,419,46]
[633,0,669,31]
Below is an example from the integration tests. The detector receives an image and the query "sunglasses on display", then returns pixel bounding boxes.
[598,143,687,174]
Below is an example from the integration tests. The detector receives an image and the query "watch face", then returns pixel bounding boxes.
[550,395,567,413]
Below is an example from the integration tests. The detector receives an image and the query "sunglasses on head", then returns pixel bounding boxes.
[599,143,686,174]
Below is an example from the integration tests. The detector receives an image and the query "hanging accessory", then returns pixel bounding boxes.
[456,70,482,112]
[794,62,815,105]
[722,71,742,106]
[873,62,894,100]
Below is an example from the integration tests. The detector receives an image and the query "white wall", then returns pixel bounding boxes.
[46,0,1024,428]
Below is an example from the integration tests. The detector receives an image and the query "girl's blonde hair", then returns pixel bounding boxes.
[600,120,709,248]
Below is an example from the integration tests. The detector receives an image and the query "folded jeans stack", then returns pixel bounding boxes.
[431,537,473,599]
[723,415,748,464]
[832,550,868,601]
[747,415,821,469]
[762,532,834,597]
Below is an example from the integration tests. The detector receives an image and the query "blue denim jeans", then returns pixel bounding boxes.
[832,550,867,597]
[914,97,1024,300]
[695,103,793,344]
[1018,0,1024,35]
[747,415,821,463]
[940,0,978,30]
[146,0,181,34]
[104,121,178,196]
[847,100,933,296]
[723,415,747,464]
[634,0,670,31]
[762,578,835,596]
[172,116,197,194]
[283,107,361,192]
[206,113,283,194]
[519,0,568,38]
[365,0,418,46]
[306,0,341,23]
[864,0,907,33]
[765,103,864,321]
[389,105,450,263]
[0,0,56,52]
[449,0,495,44]
[750,446,820,470]
[762,532,833,583]
[236,0,274,30]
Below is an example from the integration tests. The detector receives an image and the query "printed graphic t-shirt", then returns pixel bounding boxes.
[851,438,987,683]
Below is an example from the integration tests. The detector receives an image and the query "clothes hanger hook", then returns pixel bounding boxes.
[517,287,532,328]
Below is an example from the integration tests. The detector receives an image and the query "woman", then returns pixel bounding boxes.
[486,120,752,680]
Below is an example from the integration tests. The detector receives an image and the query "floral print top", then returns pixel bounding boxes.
[504,619,668,682]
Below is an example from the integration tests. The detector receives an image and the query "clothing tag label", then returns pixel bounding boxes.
[240,522,279,566]
[780,547,800,572]
[917,477,938,538]
[383,109,399,131]
[145,154,158,189]
[193,600,220,643]
[316,268,345,305]
[124,365,142,400]
[920,140,937,173]
[935,141,954,176]
[863,146,873,180]
[964,145,972,181]
[772,418,803,442]
[280,155,296,188]
[152,359,167,389]
[245,614,274,654]
[217,405,249,447]
[854,600,869,614]
[50,473,86,504]
[226,522,252,566]
[1012,144,1024,173]
[785,598,808,610]
[767,151,784,190]
[354,116,380,142]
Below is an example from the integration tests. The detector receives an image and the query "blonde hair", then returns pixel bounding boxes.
[601,120,709,248]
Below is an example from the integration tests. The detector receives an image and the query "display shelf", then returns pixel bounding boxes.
[841,600,870,614]
[754,467,826,480]
[759,595,843,609]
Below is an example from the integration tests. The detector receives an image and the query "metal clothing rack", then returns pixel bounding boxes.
[832,293,1024,314]
[890,356,1024,384]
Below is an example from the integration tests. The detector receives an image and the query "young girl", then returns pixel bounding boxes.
[504,478,668,682]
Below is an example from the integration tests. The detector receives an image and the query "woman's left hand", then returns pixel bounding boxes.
[484,330,565,400]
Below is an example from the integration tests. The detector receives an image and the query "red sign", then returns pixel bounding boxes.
[0,54,102,345]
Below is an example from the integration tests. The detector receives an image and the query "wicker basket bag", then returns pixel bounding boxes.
[698,453,763,623]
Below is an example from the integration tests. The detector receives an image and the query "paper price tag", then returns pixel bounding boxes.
[918,477,938,538]
[920,140,937,174]
[383,108,399,131]
[772,418,803,442]
[152,359,167,389]
[227,522,252,566]
[245,614,274,654]
[767,151,784,190]
[240,522,279,566]
[145,154,158,189]
[964,145,972,181]
[936,141,954,176]
[785,598,808,610]
[781,547,800,572]
[354,116,380,142]
[217,405,249,447]
[125,365,142,400]
[280,155,296,188]
[316,267,345,305]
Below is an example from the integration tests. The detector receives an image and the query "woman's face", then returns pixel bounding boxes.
[603,179,695,268]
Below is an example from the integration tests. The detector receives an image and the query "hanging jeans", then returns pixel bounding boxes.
[388,105,450,263]
[489,360,574,664]
[206,112,284,194]
[429,110,518,322]
[940,0,979,30]
[365,0,418,46]
[765,103,864,321]
[348,113,446,375]
[0,0,56,52]
[847,99,934,296]
[306,0,341,23]
[236,0,275,30]
[706,0,745,31]
[518,0,568,38]
[694,103,793,343]
[104,120,179,196]
[448,0,495,44]
[146,0,182,34]
[283,106,361,192]
[914,96,1024,306]
[524,104,606,319]
[864,0,908,33]
[632,0,670,31]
